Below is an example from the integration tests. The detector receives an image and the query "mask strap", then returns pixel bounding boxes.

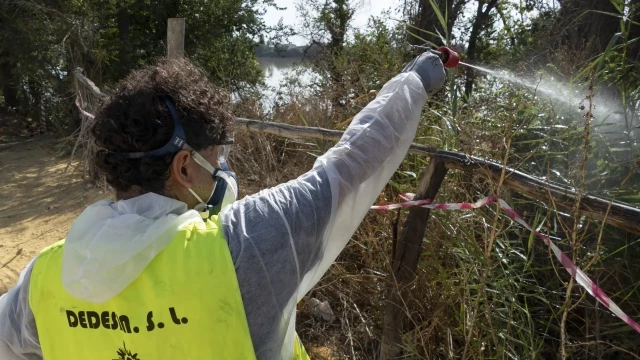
[188,188,214,219]
[188,188,206,204]
[191,151,216,173]
[189,151,218,205]
[116,97,187,159]
[190,150,236,210]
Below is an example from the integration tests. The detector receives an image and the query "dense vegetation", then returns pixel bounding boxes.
[2,0,640,358]
[0,0,285,131]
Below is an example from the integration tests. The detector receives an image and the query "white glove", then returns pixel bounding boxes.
[402,52,446,95]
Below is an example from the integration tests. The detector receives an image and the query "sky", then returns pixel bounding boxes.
[263,0,402,45]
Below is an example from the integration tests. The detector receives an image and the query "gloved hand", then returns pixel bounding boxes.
[402,52,446,95]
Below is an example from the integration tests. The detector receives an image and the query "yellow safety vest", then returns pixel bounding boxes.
[29,215,310,359]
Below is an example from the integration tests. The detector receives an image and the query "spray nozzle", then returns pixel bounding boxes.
[409,44,461,69]
[432,47,460,68]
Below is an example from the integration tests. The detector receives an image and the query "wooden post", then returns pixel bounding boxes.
[380,159,449,359]
[167,18,185,59]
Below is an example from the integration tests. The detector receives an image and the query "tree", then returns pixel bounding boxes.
[0,0,278,126]
[556,0,620,58]
[297,0,359,86]
[116,1,133,78]
[0,55,19,109]
[405,0,468,45]
[464,0,499,98]
[297,0,358,52]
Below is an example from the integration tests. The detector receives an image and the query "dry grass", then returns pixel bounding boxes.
[228,71,640,359]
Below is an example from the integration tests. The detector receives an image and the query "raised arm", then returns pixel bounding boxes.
[222,52,445,358]
[298,54,445,295]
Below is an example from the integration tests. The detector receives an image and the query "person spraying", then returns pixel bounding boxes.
[0,49,446,359]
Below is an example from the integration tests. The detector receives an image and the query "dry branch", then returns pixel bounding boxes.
[73,70,108,99]
[235,118,640,235]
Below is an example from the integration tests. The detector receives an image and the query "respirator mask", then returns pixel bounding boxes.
[116,96,238,217]
[187,145,238,215]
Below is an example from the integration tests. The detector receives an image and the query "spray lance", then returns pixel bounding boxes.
[409,43,461,69]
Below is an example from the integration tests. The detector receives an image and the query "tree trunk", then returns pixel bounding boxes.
[464,0,498,98]
[27,78,42,123]
[410,0,438,45]
[151,0,181,51]
[318,0,354,108]
[0,58,19,109]
[556,0,620,57]
[626,0,640,61]
[325,0,352,86]
[407,0,466,45]
[117,2,132,78]
[447,0,467,38]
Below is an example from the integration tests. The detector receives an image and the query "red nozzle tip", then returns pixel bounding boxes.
[437,46,460,68]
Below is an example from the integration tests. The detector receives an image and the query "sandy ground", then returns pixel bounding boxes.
[0,133,105,294]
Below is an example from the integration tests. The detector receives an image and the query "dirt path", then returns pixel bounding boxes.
[0,134,105,294]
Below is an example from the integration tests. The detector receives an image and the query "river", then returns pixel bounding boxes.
[258,57,300,88]
[257,57,315,109]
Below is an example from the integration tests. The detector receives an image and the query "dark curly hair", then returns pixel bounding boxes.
[91,57,234,196]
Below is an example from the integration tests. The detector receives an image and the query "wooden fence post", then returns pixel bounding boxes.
[167,18,185,59]
[380,159,449,359]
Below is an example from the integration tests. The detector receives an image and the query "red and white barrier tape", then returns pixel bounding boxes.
[372,194,640,334]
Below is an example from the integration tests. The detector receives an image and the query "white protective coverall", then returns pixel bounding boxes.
[0,52,445,360]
